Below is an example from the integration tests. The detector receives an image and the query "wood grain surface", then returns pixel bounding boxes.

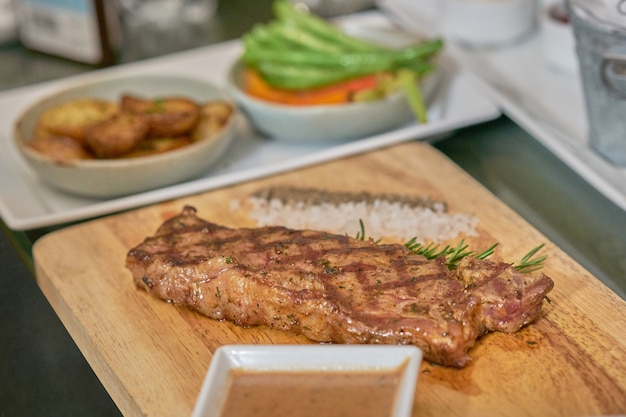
[33,141,626,417]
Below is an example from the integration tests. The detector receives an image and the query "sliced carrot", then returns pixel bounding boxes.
[243,68,382,106]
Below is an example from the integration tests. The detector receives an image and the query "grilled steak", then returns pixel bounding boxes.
[126,206,554,367]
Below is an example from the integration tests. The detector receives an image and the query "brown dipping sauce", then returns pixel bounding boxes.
[217,366,405,417]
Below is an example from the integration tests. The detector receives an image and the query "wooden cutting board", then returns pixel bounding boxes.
[33,141,626,417]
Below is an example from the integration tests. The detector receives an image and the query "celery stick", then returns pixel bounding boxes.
[397,69,427,124]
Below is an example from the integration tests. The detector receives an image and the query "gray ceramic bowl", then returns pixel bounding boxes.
[14,74,237,198]
[227,60,441,142]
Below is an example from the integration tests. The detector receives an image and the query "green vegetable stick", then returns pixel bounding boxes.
[257,61,379,90]
[393,39,444,63]
[243,47,393,70]
[397,69,427,124]
[268,20,345,54]
[246,25,294,50]
[272,0,382,53]
[244,38,443,70]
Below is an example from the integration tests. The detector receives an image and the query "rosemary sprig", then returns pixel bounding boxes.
[353,220,546,273]
[406,239,498,270]
[514,243,547,273]
[355,219,381,243]
[355,219,366,241]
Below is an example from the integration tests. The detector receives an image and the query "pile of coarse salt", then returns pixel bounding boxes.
[237,187,479,243]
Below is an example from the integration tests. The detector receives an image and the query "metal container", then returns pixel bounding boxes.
[568,0,626,165]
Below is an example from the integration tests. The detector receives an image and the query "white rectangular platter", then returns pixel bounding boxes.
[379,0,626,212]
[0,13,500,231]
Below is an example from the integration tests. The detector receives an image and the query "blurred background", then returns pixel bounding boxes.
[0,0,381,91]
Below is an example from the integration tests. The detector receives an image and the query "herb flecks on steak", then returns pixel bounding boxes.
[126,206,554,368]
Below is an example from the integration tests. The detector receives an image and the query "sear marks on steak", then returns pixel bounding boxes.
[126,206,554,368]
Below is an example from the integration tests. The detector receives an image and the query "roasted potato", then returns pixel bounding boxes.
[122,136,194,158]
[192,101,234,141]
[84,112,150,158]
[27,134,93,163]
[27,94,231,161]
[121,95,200,137]
[37,99,119,143]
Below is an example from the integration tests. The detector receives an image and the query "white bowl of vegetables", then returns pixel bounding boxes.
[227,0,444,142]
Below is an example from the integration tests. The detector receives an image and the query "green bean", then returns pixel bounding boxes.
[272,0,382,53]
[400,61,437,77]
[268,20,345,54]
[246,25,294,51]
[243,48,392,72]
[243,36,443,71]
[393,39,444,63]
[256,61,378,90]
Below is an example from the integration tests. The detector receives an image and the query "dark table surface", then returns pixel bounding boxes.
[1,1,625,416]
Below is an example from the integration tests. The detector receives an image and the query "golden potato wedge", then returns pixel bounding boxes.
[38,99,119,143]
[191,100,234,141]
[27,134,93,163]
[122,136,194,158]
[121,95,200,137]
[119,94,154,113]
[84,112,149,158]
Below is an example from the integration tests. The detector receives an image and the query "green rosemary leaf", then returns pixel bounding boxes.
[444,240,473,268]
[354,219,380,243]
[476,243,498,259]
[404,236,418,250]
[415,242,450,259]
[355,219,364,240]
[514,244,547,273]
[405,239,465,268]
[518,243,545,264]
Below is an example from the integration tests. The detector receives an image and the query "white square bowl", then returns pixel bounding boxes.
[192,344,423,417]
